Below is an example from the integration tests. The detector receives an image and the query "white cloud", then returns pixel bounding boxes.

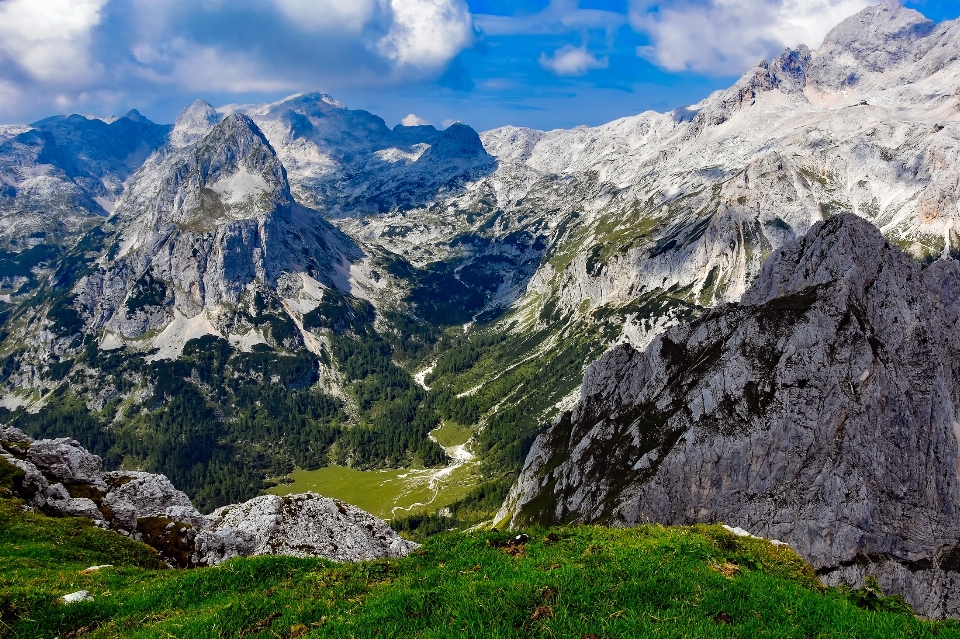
[539,45,609,76]
[630,0,880,75]
[378,0,475,68]
[401,113,430,125]
[143,42,297,93]
[0,0,476,120]
[273,0,377,33]
[0,0,107,84]
[476,0,625,36]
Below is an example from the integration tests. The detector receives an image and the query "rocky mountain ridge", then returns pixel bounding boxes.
[496,214,960,618]
[0,0,958,538]
[1,424,416,567]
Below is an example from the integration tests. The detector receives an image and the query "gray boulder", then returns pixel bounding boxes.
[203,493,418,564]
[26,438,106,490]
[102,471,204,530]
[0,449,49,503]
[0,426,33,444]
[44,485,104,521]
[193,528,257,567]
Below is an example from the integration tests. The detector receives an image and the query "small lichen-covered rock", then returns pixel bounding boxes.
[202,493,418,564]
[26,438,106,490]
[102,471,203,531]
[0,426,33,444]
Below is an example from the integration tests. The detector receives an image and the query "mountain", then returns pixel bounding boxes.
[0,0,958,535]
[496,214,960,619]
[0,110,171,296]
[75,112,357,359]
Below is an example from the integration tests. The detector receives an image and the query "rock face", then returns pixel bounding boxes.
[74,112,359,353]
[497,214,960,618]
[0,427,416,567]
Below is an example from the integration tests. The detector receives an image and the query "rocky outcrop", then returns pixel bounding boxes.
[27,438,106,490]
[0,426,416,567]
[201,494,417,564]
[498,214,960,618]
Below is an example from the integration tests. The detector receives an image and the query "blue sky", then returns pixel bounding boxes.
[0,0,956,132]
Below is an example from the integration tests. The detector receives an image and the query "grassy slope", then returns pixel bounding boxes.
[2,498,958,639]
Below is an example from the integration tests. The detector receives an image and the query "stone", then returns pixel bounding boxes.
[26,438,106,490]
[61,590,93,604]
[0,450,49,503]
[0,426,32,444]
[102,471,203,531]
[192,528,257,567]
[202,493,418,564]
[499,214,960,619]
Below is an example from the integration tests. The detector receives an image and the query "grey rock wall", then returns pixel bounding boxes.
[498,214,960,618]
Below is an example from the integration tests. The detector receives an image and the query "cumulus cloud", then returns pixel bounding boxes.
[0,0,106,84]
[273,0,378,33]
[0,0,475,120]
[379,0,475,68]
[630,0,880,75]
[401,113,430,125]
[539,45,610,76]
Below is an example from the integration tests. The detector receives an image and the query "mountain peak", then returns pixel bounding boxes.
[808,0,936,89]
[122,109,149,123]
[417,122,490,163]
[171,99,223,148]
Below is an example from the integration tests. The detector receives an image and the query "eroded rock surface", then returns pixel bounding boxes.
[499,214,960,618]
[0,426,416,567]
[203,494,418,564]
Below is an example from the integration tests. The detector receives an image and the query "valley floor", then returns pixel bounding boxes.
[2,497,956,639]
[267,421,479,520]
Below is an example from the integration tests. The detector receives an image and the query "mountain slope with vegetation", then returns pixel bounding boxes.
[0,2,959,528]
[1,489,954,639]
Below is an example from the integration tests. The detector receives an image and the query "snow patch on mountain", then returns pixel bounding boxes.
[209,166,271,206]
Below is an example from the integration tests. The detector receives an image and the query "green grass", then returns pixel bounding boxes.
[430,421,474,448]
[3,498,957,639]
[266,462,478,520]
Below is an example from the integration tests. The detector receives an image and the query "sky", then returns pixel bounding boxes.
[0,0,956,132]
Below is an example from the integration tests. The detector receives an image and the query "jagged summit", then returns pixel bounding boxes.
[75,112,358,354]
[809,1,936,89]
[117,113,291,234]
[170,99,222,148]
[498,213,960,618]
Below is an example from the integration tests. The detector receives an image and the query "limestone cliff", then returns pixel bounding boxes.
[498,214,960,618]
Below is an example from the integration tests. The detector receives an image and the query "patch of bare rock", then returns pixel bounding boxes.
[498,214,960,619]
[0,426,417,567]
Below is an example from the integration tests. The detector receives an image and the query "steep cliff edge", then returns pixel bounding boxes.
[497,214,960,618]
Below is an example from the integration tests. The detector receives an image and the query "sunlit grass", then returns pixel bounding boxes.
[4,497,957,639]
[267,461,478,520]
